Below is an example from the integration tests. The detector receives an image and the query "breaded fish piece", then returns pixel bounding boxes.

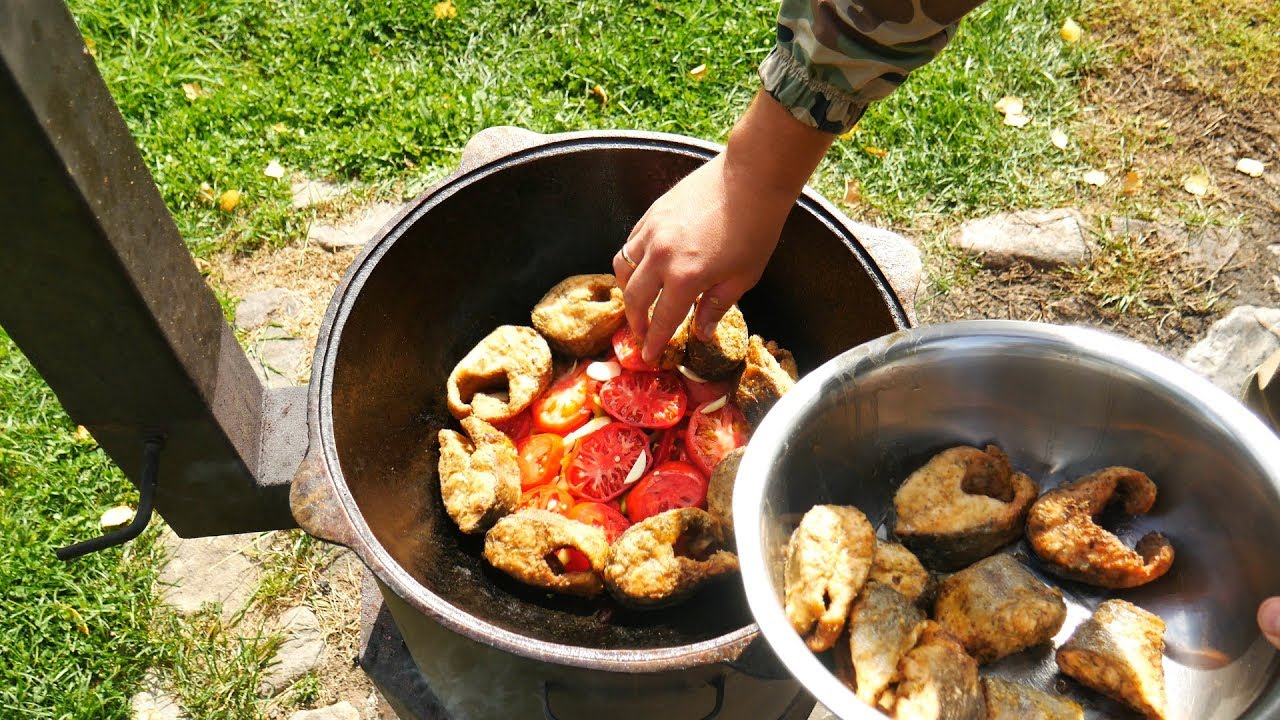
[705,446,744,543]
[530,274,626,357]
[735,336,800,428]
[684,304,749,380]
[933,554,1066,664]
[784,504,875,652]
[447,325,553,422]
[1027,467,1174,589]
[483,509,610,598]
[982,677,1084,720]
[893,445,1038,572]
[437,416,521,534]
[869,540,933,605]
[603,508,738,608]
[834,582,927,706]
[891,622,985,720]
[1056,599,1167,720]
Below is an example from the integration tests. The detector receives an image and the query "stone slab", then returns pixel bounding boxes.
[157,530,262,620]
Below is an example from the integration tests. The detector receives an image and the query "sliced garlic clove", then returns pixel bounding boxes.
[677,365,708,383]
[624,452,648,485]
[586,360,622,382]
[701,395,728,414]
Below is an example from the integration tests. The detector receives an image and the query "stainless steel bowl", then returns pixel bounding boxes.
[734,320,1280,719]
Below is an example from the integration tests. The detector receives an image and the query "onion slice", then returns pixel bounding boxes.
[700,395,728,414]
[624,451,648,485]
[677,365,708,383]
[563,416,611,447]
[586,360,622,382]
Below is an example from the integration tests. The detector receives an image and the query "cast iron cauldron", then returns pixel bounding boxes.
[289,127,919,719]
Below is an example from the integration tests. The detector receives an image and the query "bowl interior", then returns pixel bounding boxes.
[737,322,1280,719]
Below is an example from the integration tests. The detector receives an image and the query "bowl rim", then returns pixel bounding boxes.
[733,319,1280,719]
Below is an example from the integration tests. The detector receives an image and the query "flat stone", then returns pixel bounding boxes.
[807,704,837,720]
[234,288,304,331]
[261,606,327,697]
[291,179,346,209]
[849,221,924,324]
[251,336,308,388]
[1183,306,1280,396]
[157,530,262,620]
[950,208,1090,268]
[1179,223,1243,270]
[308,202,401,251]
[287,702,360,720]
[130,690,184,720]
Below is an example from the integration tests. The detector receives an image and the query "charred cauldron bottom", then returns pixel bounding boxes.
[290,128,915,719]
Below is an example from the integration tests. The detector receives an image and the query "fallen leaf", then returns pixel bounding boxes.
[1235,157,1265,178]
[181,82,204,101]
[591,84,609,106]
[263,159,285,179]
[1121,170,1142,196]
[994,96,1024,115]
[198,182,215,203]
[83,36,97,57]
[842,178,862,205]
[270,123,288,133]
[193,257,212,273]
[1082,169,1108,186]
[100,505,135,529]
[433,0,457,19]
[863,146,888,158]
[838,122,860,140]
[1004,113,1031,128]
[73,425,93,443]
[688,64,709,81]
[1060,17,1082,43]
[218,189,241,212]
[1183,173,1210,196]
[57,603,89,636]
[1050,128,1069,149]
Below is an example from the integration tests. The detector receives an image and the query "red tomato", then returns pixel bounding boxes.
[564,422,650,502]
[518,484,575,516]
[532,367,598,435]
[651,419,688,466]
[683,378,733,407]
[551,547,593,573]
[625,461,709,523]
[600,371,687,428]
[493,409,533,442]
[685,401,749,477]
[515,433,565,490]
[567,502,632,544]
[611,327,657,371]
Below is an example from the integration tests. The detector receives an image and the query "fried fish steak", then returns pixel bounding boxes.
[834,582,927,706]
[783,504,875,652]
[683,304,749,380]
[982,677,1083,720]
[603,508,738,608]
[869,540,933,606]
[705,446,744,543]
[892,445,1038,572]
[530,274,626,357]
[933,554,1066,664]
[437,416,521,534]
[447,325,553,422]
[1056,599,1167,720]
[483,509,610,598]
[1026,466,1174,589]
[734,335,800,428]
[891,622,985,720]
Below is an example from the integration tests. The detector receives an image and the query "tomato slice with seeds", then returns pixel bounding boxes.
[515,433,565,490]
[564,422,650,502]
[567,502,632,544]
[532,367,598,435]
[625,461,709,523]
[518,484,575,516]
[685,400,749,477]
[493,408,533,442]
[611,327,658,371]
[600,371,687,429]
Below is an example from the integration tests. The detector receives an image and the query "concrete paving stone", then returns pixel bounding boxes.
[260,606,327,697]
[157,529,262,620]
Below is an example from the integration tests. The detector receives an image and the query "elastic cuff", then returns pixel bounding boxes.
[759,45,869,134]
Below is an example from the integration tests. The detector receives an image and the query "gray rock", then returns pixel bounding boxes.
[251,336,308,388]
[807,703,837,720]
[130,690,184,720]
[1183,306,1280,396]
[291,179,346,209]
[158,529,262,620]
[308,202,402,251]
[287,702,360,720]
[1109,217,1243,269]
[850,221,923,324]
[234,288,304,331]
[950,208,1090,268]
[261,606,327,697]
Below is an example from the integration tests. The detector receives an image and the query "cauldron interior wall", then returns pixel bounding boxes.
[327,145,904,650]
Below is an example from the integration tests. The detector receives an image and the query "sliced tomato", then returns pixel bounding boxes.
[625,461,709,523]
[518,484,575,516]
[516,433,565,490]
[549,547,593,573]
[564,422,650,502]
[493,408,533,442]
[600,371,687,428]
[683,378,734,408]
[532,367,598,435]
[611,326,658,371]
[651,419,688,466]
[567,502,632,544]
[685,400,749,477]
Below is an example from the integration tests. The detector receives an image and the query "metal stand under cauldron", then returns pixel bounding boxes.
[1,3,921,718]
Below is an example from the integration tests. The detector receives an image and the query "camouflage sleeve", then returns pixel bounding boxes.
[760,0,990,133]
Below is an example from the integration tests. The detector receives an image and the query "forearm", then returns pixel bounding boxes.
[721,90,835,210]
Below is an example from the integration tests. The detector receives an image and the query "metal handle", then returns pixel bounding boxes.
[542,676,725,720]
[289,446,358,548]
[56,436,163,561]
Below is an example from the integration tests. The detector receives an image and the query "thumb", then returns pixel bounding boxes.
[1261,597,1280,649]
[694,280,751,342]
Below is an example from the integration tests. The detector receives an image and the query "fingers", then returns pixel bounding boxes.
[643,284,698,365]
[693,278,753,342]
[613,240,642,289]
[622,257,662,343]
[1261,597,1280,649]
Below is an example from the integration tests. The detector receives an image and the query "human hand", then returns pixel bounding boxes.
[1260,597,1280,649]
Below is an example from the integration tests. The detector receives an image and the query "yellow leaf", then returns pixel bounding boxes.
[1003,113,1031,128]
[433,0,457,20]
[263,159,285,179]
[838,122,860,140]
[181,82,204,101]
[994,96,1023,115]
[688,64,709,81]
[100,505,135,529]
[863,146,888,158]
[83,36,97,58]
[591,84,609,106]
[198,182,215,203]
[270,123,288,133]
[1082,170,1108,186]
[218,189,241,212]
[58,604,89,636]
[1183,173,1210,196]
[1050,128,1069,150]
[1121,170,1142,196]
[73,425,93,443]
[1235,158,1265,178]
[842,178,862,205]
[1060,17,1082,43]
